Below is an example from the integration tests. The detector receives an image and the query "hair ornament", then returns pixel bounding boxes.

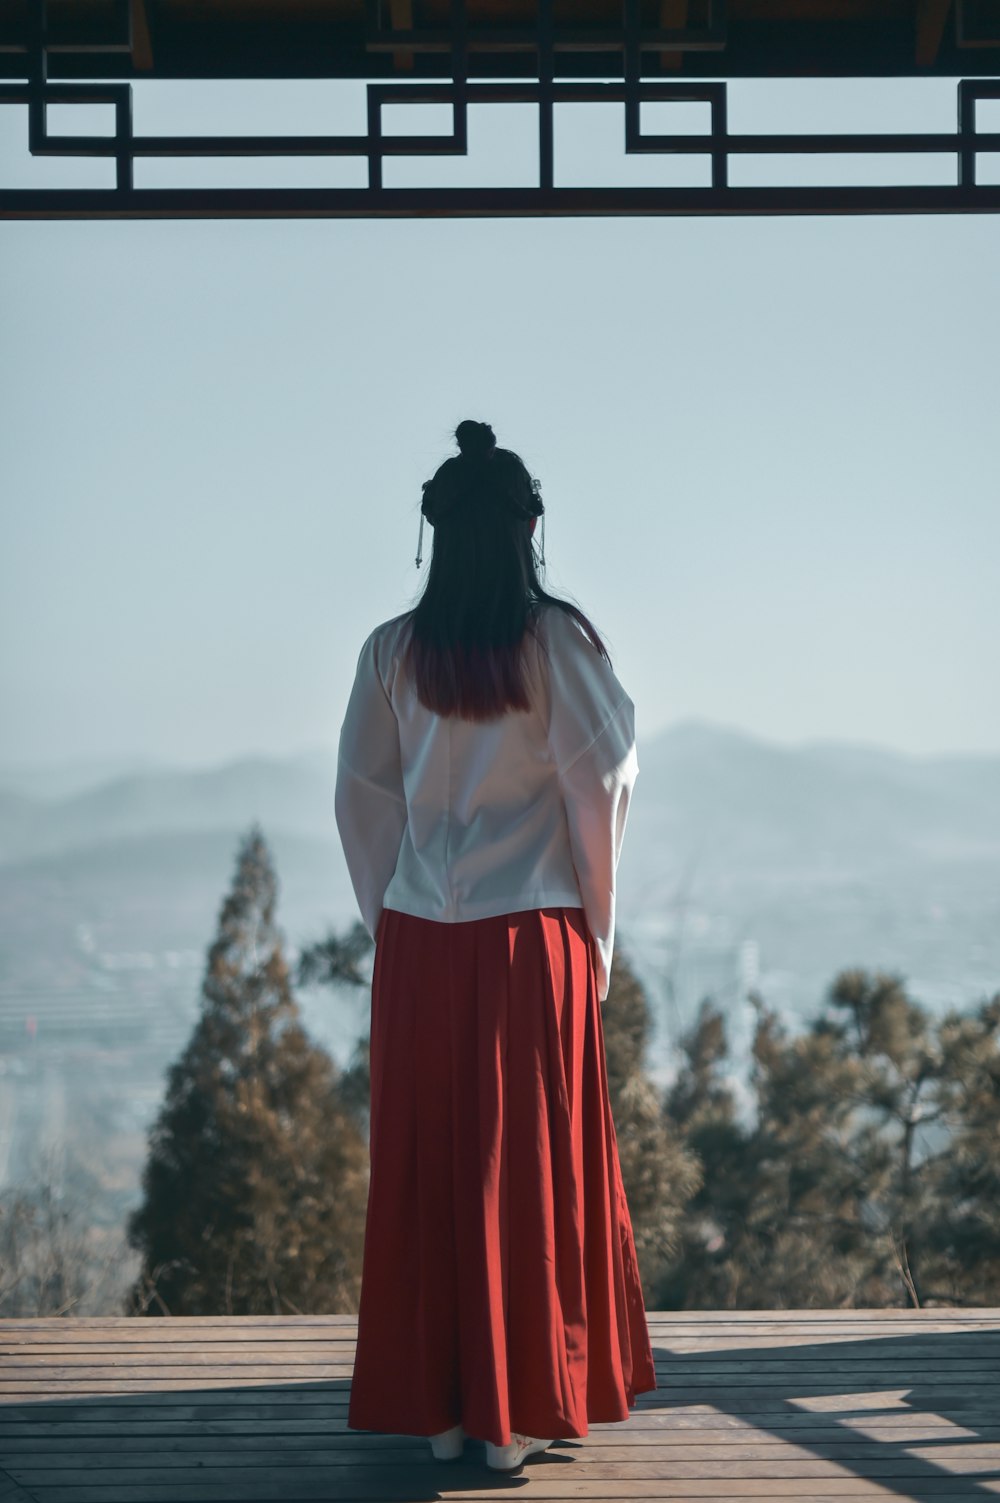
[416,481,430,568]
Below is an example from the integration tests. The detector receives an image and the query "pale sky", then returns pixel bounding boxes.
[2,74,998,769]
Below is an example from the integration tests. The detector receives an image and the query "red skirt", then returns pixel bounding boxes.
[346,904,657,1448]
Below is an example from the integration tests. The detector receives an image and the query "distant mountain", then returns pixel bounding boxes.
[626,720,1000,893]
[0,754,169,803]
[1,724,998,883]
[0,751,340,866]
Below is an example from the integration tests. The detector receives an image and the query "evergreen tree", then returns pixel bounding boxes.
[735,985,888,1307]
[660,968,1000,1310]
[664,974,921,1309]
[296,921,374,1139]
[658,997,757,1309]
[918,992,1000,1304]
[821,968,944,1305]
[297,919,374,992]
[124,825,369,1316]
[601,949,702,1294]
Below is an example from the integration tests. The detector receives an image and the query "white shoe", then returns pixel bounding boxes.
[428,1423,465,1460]
[485,1432,553,1471]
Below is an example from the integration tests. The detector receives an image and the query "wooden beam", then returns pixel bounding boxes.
[129,0,154,71]
[390,0,414,72]
[915,0,952,65]
[660,0,689,70]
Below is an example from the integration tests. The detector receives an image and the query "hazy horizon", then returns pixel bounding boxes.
[3,712,1000,796]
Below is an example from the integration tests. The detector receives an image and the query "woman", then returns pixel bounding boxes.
[335,419,657,1474]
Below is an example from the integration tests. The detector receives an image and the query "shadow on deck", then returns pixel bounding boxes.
[1,1308,999,1501]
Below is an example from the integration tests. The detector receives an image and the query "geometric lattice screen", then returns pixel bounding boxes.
[1,0,999,216]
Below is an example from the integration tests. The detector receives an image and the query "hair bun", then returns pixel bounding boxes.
[455,419,496,460]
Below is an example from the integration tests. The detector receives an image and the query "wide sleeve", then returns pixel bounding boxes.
[542,610,639,1003]
[334,628,409,942]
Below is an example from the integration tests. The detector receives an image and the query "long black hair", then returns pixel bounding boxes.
[403,419,611,721]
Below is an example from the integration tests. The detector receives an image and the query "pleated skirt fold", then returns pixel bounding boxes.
[346,904,658,1449]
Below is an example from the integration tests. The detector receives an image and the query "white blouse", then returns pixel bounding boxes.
[334,601,638,1001]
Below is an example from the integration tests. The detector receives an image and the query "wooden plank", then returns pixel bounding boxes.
[0,1466,36,1503]
[4,1436,1000,1459]
[3,1325,999,1346]
[646,1316,998,1328]
[4,1329,999,1352]
[0,1312,953,1328]
[1,1349,997,1373]
[5,1471,995,1488]
[1,1311,997,1329]
[3,1415,998,1437]
[0,1365,993,1387]
[1,1394,996,1416]
[6,1446,1000,1485]
[0,1379,996,1403]
[7,1441,1000,1468]
[11,1477,1000,1502]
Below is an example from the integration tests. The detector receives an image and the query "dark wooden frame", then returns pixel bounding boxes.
[1,0,999,217]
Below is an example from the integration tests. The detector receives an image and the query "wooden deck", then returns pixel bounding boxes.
[1,1309,999,1502]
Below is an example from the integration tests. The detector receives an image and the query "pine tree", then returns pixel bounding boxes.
[660,969,1000,1310]
[601,949,702,1294]
[918,992,1000,1305]
[821,968,944,1305]
[659,997,756,1309]
[736,985,885,1307]
[124,824,369,1316]
[296,921,374,1140]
